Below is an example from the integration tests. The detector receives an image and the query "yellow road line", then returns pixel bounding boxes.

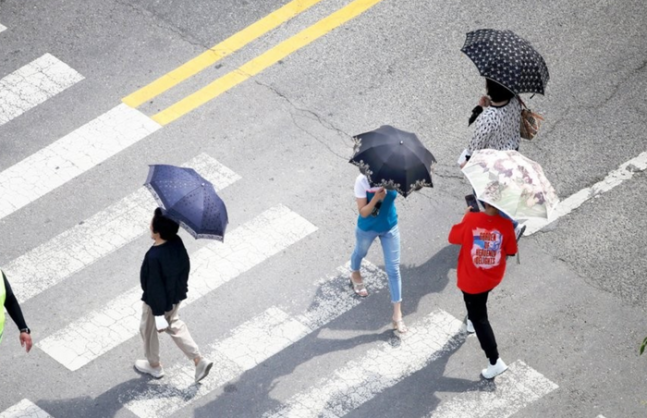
[152,0,384,125]
[122,0,325,108]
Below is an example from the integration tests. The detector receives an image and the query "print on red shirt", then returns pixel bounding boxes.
[471,228,503,269]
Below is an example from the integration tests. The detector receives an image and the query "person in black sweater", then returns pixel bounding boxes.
[135,208,213,383]
[1,271,33,352]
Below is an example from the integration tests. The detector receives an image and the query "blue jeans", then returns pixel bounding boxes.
[350,224,402,303]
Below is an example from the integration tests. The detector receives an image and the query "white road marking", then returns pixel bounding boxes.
[0,399,52,418]
[525,151,647,235]
[5,153,240,303]
[264,310,464,418]
[121,261,388,418]
[37,205,317,371]
[428,360,558,418]
[0,104,160,221]
[0,24,6,33]
[0,53,83,126]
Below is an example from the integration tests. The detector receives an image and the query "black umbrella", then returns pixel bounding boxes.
[461,29,549,95]
[349,125,436,197]
[145,164,228,241]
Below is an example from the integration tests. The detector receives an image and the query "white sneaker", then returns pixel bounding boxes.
[135,359,164,378]
[481,358,508,379]
[195,358,214,383]
[466,319,475,334]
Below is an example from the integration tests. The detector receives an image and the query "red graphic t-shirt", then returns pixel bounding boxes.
[448,212,517,294]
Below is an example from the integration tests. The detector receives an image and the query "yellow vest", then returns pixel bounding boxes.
[0,271,6,344]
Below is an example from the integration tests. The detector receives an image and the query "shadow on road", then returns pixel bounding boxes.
[190,245,466,417]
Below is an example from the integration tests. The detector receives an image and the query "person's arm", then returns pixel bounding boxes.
[3,273,32,352]
[505,223,518,256]
[449,208,472,245]
[356,188,386,218]
[145,257,169,316]
[467,114,491,156]
[4,274,27,330]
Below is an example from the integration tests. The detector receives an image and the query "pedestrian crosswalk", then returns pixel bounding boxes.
[0,399,51,418]
[37,204,317,371]
[1,22,564,418]
[0,104,160,220]
[5,153,240,304]
[120,262,389,418]
[0,54,83,128]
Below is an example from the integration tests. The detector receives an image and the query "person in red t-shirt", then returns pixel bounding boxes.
[448,202,517,379]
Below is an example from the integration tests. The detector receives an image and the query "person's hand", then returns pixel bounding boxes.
[465,206,474,215]
[478,95,491,108]
[20,332,33,353]
[374,187,387,201]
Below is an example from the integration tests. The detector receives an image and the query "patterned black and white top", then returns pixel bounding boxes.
[467,97,521,155]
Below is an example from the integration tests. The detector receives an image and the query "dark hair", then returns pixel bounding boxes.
[152,208,179,240]
[486,79,515,102]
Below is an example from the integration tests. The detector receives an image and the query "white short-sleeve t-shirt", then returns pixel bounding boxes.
[354,174,371,198]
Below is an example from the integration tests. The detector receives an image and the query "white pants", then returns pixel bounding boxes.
[140,302,200,365]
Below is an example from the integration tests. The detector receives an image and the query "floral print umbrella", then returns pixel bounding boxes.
[462,149,559,219]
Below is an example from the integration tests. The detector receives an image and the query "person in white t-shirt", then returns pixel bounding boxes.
[350,171,406,333]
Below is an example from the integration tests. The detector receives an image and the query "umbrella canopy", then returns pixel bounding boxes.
[462,149,558,219]
[349,125,436,197]
[461,29,549,95]
[145,164,228,240]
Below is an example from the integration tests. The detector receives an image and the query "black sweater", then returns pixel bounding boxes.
[3,272,28,331]
[140,236,191,316]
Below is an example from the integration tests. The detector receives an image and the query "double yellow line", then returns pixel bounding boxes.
[122,0,384,126]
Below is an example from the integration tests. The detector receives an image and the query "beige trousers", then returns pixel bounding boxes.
[140,302,200,365]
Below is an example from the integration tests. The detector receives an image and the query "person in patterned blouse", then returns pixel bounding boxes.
[463,78,525,240]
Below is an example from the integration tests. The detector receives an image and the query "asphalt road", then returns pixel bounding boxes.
[0,0,646,417]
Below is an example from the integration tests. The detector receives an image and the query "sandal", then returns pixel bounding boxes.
[350,272,368,297]
[392,318,408,334]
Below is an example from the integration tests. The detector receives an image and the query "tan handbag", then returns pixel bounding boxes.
[518,98,544,140]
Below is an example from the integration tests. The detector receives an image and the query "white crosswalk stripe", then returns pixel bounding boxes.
[0,53,83,126]
[0,399,52,418]
[264,310,464,418]
[428,360,558,418]
[120,261,388,418]
[36,205,317,371]
[0,49,565,417]
[5,153,240,304]
[0,104,160,221]
[0,24,6,33]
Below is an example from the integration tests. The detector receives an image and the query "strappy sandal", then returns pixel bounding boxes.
[392,318,408,334]
[350,274,368,297]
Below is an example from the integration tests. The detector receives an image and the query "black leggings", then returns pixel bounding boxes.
[463,290,499,364]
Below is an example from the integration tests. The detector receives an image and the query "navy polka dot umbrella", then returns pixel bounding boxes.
[461,29,550,95]
[145,164,228,241]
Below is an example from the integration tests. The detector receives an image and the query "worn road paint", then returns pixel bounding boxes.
[122,261,388,418]
[152,0,385,125]
[37,205,317,371]
[122,0,324,108]
[0,104,160,221]
[0,53,83,126]
[5,153,240,303]
[0,399,52,418]
[525,151,647,235]
[264,310,464,418]
[428,360,558,418]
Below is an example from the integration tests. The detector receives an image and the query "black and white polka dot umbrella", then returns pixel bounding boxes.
[461,29,549,95]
